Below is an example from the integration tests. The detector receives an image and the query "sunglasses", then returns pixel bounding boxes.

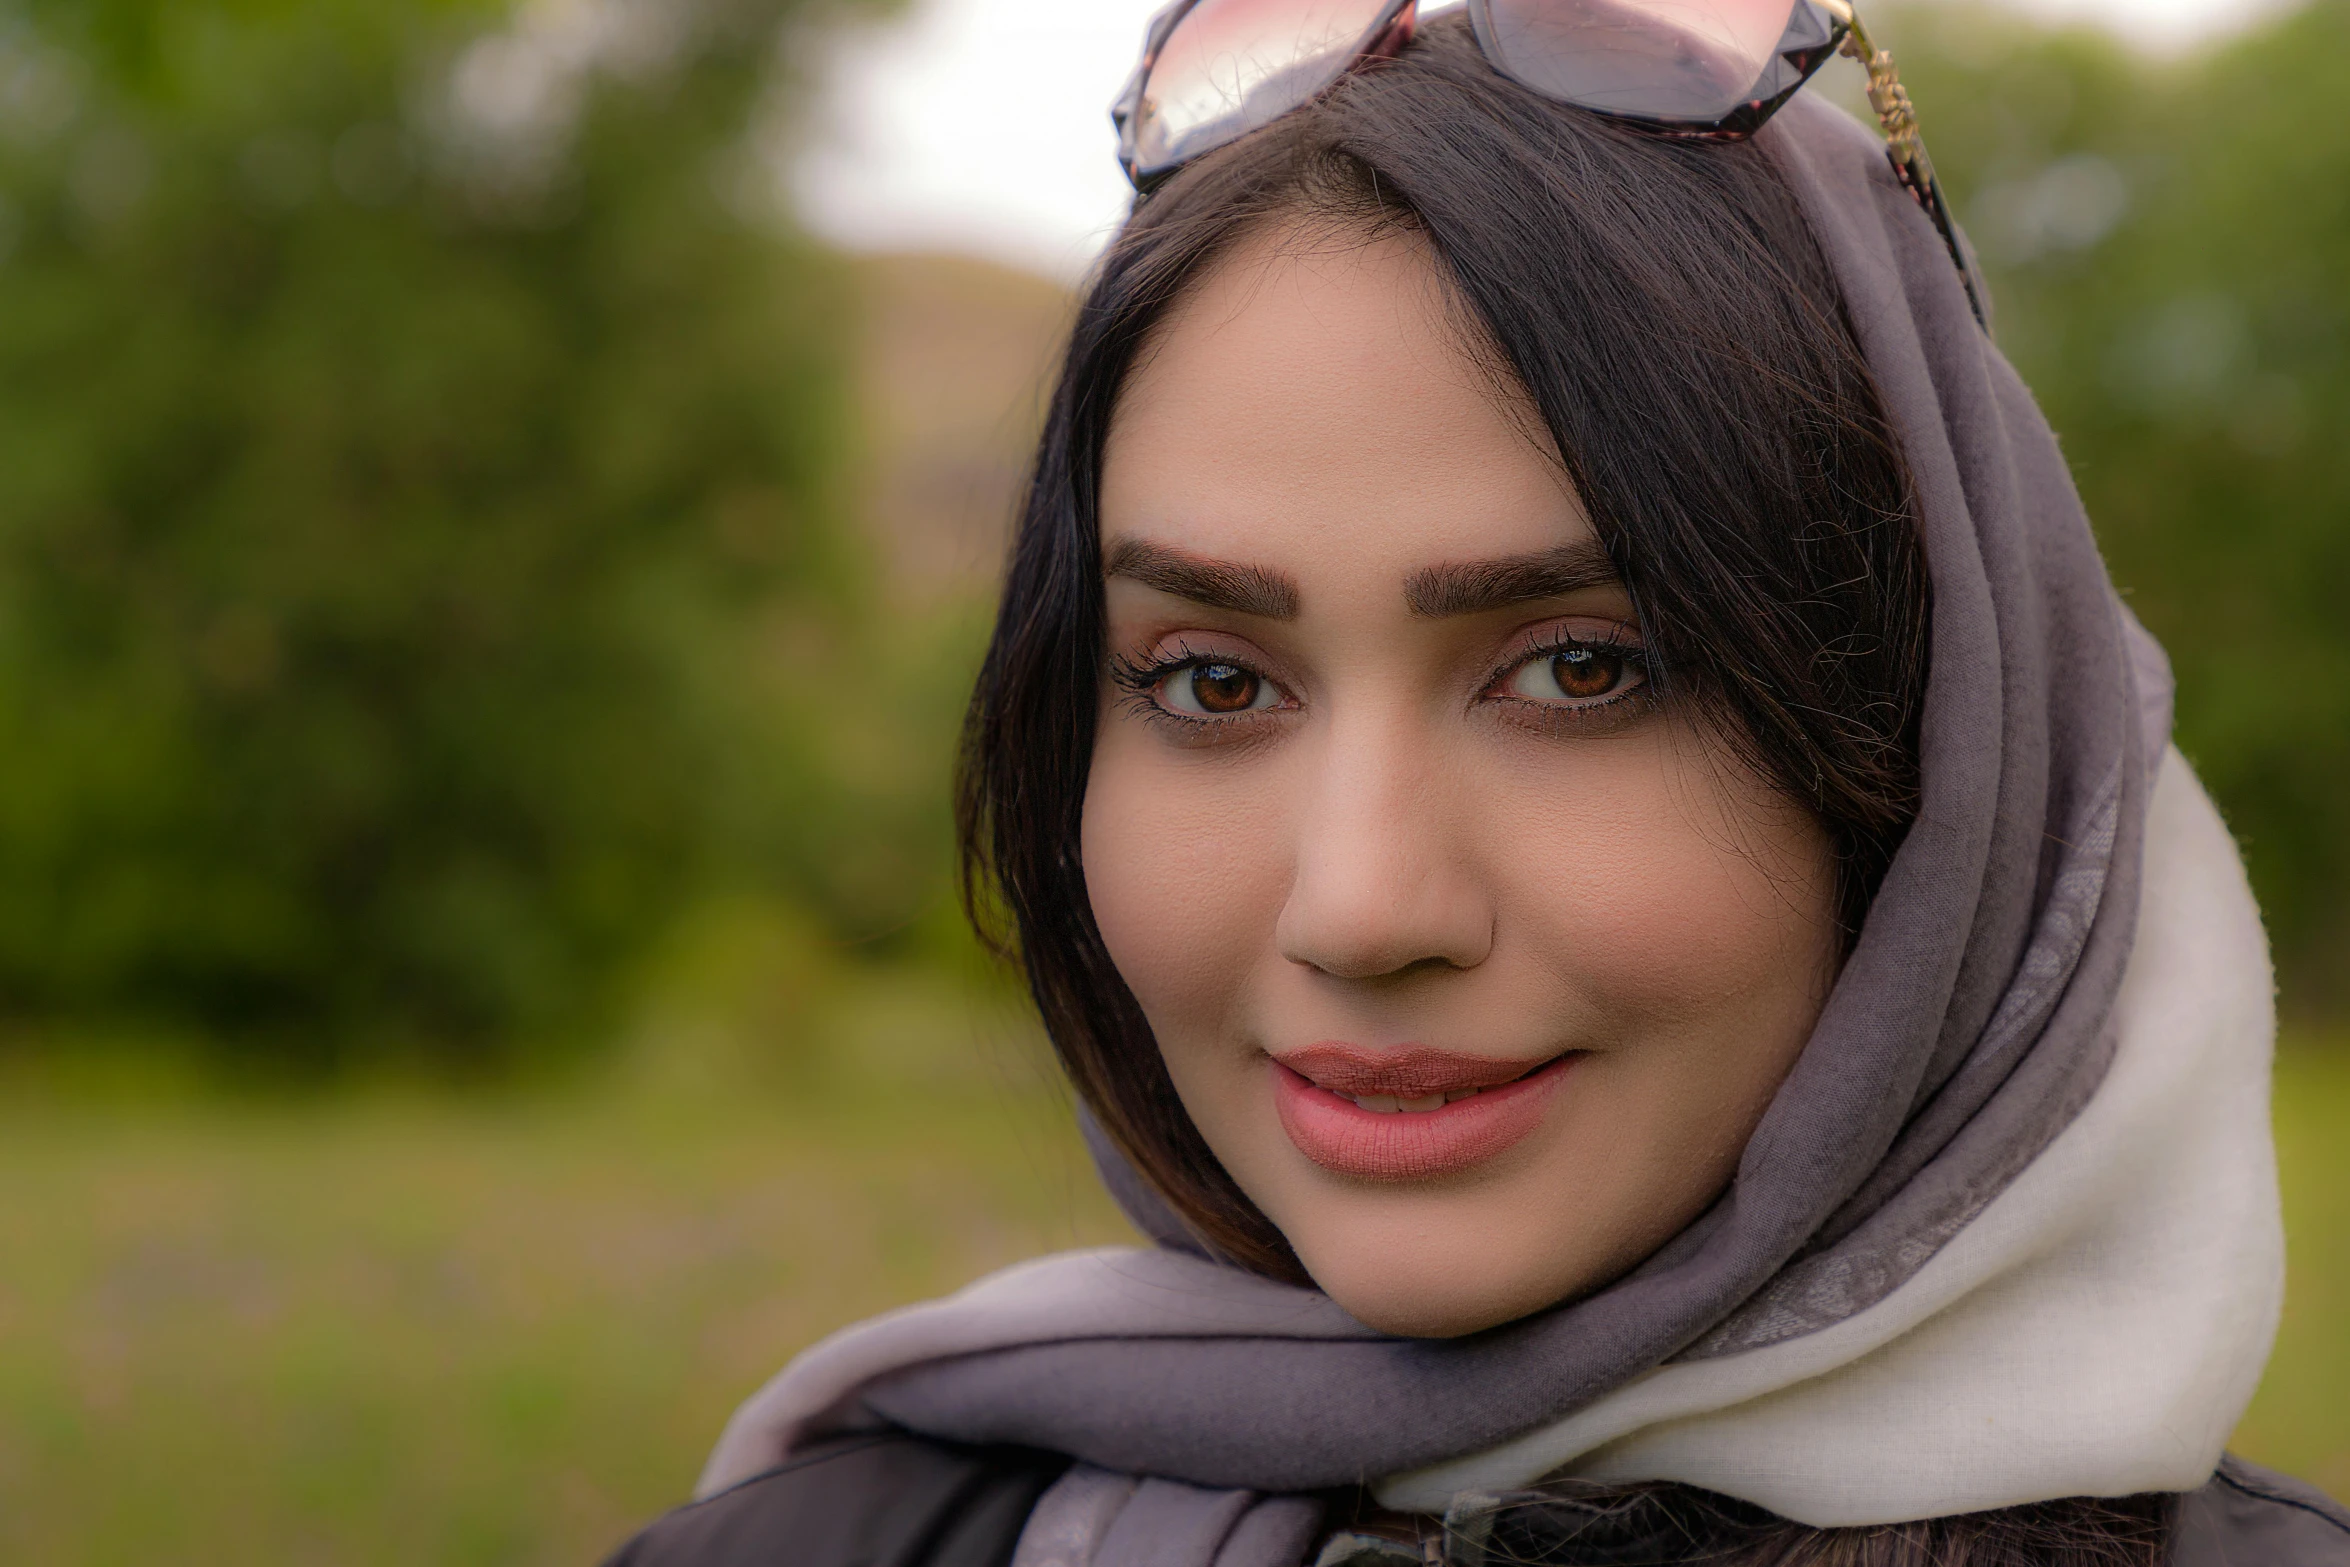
[1111,0,1985,324]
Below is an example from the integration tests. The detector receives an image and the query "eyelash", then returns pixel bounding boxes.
[1108,641,1289,740]
[1481,627,1655,722]
[1109,628,1655,739]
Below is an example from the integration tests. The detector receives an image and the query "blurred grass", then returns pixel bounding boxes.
[0,980,1136,1566]
[0,1027,2339,1563]
[2236,1039,2350,1499]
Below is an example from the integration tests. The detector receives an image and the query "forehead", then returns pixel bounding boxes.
[1100,222,1589,581]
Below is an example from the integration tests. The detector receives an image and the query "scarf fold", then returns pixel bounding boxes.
[696,92,2283,1566]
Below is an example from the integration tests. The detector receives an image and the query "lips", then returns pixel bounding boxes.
[1269,1043,1575,1181]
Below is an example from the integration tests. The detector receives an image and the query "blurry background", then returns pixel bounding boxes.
[0,0,2339,1559]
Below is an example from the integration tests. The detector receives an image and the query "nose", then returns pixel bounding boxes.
[1274,717,1493,981]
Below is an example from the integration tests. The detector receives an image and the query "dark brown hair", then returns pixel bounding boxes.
[958,15,1924,1280]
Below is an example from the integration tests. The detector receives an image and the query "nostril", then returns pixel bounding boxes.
[1275,893,1492,981]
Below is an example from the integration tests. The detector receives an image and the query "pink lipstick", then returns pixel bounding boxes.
[1269,1042,1575,1181]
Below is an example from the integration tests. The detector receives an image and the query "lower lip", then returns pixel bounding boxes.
[1270,1056,1575,1181]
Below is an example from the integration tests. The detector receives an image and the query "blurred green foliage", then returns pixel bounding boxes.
[0,0,2340,1078]
[0,0,936,1073]
[1886,0,2350,1012]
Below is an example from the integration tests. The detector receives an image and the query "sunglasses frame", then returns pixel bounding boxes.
[1111,0,1986,325]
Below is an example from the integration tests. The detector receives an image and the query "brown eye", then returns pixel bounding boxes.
[1506,643,1645,705]
[1161,661,1277,717]
[1192,664,1257,712]
[1552,648,1621,699]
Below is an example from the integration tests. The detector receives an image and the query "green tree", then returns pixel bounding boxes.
[1890,2,2350,1014]
[0,0,898,1071]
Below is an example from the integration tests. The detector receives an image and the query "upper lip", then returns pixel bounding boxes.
[1270,1042,1560,1099]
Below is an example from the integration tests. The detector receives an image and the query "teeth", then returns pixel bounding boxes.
[1318,1073,1522,1113]
[1344,1091,1469,1114]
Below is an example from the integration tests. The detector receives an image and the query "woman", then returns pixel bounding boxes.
[610,4,2348,1564]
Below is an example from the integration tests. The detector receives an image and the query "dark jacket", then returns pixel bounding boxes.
[604,1437,2350,1567]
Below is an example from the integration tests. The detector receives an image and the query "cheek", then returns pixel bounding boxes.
[1079,727,1292,1043]
[1486,738,1838,1034]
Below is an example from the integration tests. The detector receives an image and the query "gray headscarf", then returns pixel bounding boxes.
[712,90,2182,1567]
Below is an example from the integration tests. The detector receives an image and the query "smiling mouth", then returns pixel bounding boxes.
[1267,1043,1579,1180]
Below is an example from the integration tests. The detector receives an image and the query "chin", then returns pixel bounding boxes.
[1295,1237,1562,1339]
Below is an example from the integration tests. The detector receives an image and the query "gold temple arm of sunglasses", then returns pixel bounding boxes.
[1818,0,1925,180]
[1815,0,1988,326]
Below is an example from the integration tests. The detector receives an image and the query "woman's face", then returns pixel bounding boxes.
[1083,224,1841,1338]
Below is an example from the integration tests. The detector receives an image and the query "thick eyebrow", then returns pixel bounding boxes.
[1404,540,1621,619]
[1103,537,1300,621]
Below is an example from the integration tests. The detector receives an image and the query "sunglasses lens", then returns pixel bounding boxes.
[1130,0,1403,177]
[1479,0,1800,123]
